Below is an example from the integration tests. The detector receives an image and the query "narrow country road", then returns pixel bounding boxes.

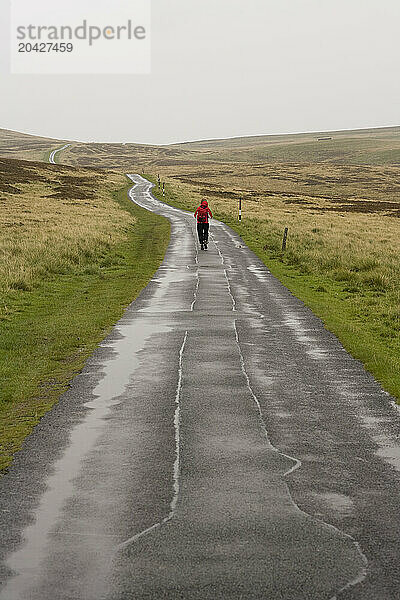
[49,144,71,164]
[0,176,399,599]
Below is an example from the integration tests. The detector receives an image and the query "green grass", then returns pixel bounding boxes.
[0,180,170,472]
[148,174,400,404]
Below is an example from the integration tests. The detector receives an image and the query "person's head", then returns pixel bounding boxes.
[201,200,208,207]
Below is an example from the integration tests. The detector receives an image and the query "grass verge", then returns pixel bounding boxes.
[43,148,55,163]
[0,179,170,472]
[147,174,400,404]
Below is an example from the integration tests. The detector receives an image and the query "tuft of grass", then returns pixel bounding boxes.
[0,167,170,473]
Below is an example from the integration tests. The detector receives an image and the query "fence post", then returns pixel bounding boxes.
[282,227,288,252]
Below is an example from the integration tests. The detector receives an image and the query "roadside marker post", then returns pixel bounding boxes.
[162,182,165,197]
[239,197,242,221]
[282,227,289,252]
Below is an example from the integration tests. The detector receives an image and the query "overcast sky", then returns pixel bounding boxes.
[0,0,399,144]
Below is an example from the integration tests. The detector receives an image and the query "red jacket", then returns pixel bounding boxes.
[194,203,213,224]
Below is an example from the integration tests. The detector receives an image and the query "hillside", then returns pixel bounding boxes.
[0,128,68,162]
[169,126,400,166]
[1,125,400,167]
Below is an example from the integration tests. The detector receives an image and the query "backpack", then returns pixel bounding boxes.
[197,207,208,223]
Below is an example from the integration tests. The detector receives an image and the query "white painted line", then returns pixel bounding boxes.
[211,232,236,312]
[190,225,200,311]
[224,268,236,312]
[116,331,188,552]
[190,264,200,312]
[49,144,71,164]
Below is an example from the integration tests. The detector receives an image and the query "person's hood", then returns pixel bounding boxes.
[201,200,208,207]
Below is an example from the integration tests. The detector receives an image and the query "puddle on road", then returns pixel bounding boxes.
[306,347,329,360]
[282,314,328,361]
[359,414,386,426]
[375,441,400,473]
[316,492,354,517]
[1,318,171,600]
[247,264,271,280]
[301,454,325,463]
[273,411,293,419]
[376,445,400,472]
[139,267,194,313]
[358,410,400,474]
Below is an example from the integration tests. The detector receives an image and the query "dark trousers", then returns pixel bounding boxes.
[197,223,209,244]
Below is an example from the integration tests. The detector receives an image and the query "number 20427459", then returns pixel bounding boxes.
[18,42,74,53]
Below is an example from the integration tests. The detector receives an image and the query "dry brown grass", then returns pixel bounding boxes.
[0,128,66,162]
[0,159,131,309]
[52,126,400,168]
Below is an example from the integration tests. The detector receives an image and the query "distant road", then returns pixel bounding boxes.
[49,144,71,164]
[0,176,399,599]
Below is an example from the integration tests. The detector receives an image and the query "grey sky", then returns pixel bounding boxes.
[0,0,399,144]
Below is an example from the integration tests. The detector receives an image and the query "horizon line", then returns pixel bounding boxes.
[1,123,399,147]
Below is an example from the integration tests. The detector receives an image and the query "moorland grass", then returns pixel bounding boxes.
[35,126,400,169]
[0,166,170,472]
[2,125,400,169]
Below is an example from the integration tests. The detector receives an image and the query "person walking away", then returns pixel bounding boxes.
[194,200,213,250]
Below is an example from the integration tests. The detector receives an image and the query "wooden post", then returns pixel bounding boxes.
[282,227,288,252]
[239,197,242,221]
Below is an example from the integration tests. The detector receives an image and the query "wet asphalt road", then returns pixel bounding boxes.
[0,175,400,599]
